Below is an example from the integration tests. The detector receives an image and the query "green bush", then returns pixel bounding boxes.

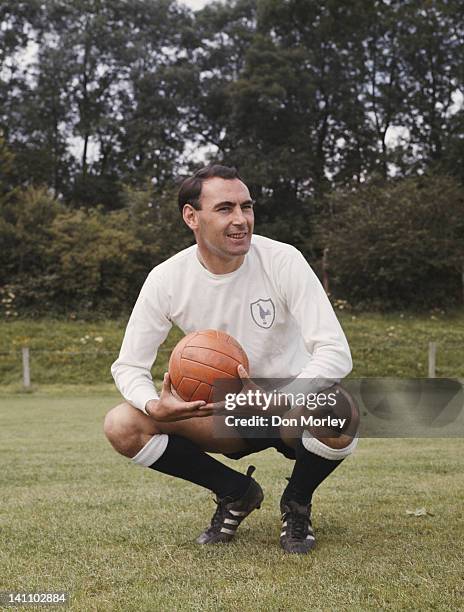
[3,174,463,316]
[0,183,194,318]
[321,174,464,310]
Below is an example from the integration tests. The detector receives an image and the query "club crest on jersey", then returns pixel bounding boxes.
[250,298,275,329]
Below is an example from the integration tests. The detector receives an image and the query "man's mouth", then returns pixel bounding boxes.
[227,232,248,240]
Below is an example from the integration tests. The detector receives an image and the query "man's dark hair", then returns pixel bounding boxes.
[177,164,241,215]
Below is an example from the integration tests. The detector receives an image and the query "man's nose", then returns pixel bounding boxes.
[232,206,246,225]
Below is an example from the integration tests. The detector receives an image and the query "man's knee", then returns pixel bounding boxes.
[103,402,158,458]
[279,383,360,452]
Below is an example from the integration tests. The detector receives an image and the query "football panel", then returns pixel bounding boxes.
[169,332,198,388]
[191,382,212,402]
[180,358,236,386]
[182,346,242,377]
[176,376,201,401]
[185,336,248,366]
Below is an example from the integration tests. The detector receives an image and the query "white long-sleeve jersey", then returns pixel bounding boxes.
[111,234,352,412]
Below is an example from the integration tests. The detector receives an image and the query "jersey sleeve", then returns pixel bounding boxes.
[278,248,352,392]
[111,269,172,412]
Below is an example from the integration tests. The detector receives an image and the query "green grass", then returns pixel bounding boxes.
[0,394,463,611]
[0,318,184,388]
[342,310,464,378]
[0,311,463,390]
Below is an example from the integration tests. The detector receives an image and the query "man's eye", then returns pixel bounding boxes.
[242,204,253,210]
[218,207,231,212]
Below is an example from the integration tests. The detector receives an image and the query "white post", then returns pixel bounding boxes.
[22,347,31,389]
[428,342,436,378]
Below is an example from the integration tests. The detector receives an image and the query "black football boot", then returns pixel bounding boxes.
[196,466,264,545]
[279,499,316,554]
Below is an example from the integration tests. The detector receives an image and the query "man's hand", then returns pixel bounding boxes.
[237,365,262,397]
[145,373,220,422]
[237,365,290,412]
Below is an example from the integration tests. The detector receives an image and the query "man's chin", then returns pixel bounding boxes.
[226,242,251,257]
[225,235,252,255]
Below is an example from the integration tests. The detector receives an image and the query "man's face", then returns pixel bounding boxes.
[188,177,254,260]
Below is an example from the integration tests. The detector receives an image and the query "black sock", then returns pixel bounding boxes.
[149,434,250,500]
[282,439,344,506]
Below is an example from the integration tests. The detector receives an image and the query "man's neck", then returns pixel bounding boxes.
[196,247,245,275]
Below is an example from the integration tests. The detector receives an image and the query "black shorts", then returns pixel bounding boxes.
[223,420,296,461]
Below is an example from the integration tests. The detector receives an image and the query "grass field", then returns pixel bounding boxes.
[0,311,463,389]
[0,394,463,611]
[1,314,463,610]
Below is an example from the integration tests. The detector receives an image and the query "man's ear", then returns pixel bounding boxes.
[183,203,199,231]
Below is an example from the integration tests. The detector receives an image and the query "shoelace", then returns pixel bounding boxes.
[209,465,256,530]
[283,510,310,540]
[210,498,230,529]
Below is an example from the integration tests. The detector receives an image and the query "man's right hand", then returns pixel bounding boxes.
[145,373,219,422]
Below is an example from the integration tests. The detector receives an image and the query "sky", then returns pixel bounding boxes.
[180,0,214,9]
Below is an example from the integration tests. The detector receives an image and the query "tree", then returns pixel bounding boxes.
[395,0,464,174]
[0,1,41,135]
[2,0,199,207]
[190,0,258,162]
[0,135,17,203]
